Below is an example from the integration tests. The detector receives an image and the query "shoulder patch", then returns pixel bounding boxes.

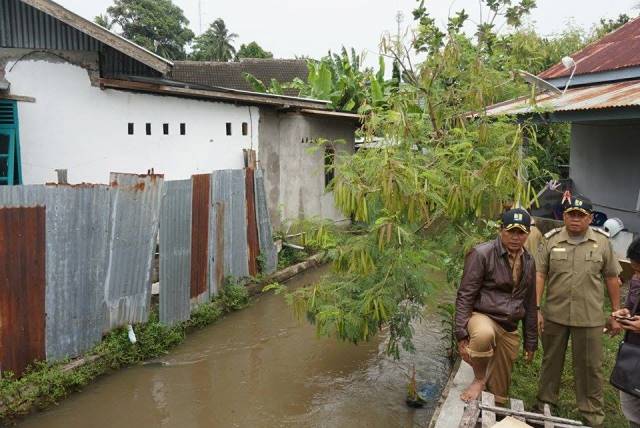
[591,226,610,238]
[544,228,561,239]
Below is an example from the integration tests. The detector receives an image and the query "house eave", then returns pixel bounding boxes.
[19,0,173,74]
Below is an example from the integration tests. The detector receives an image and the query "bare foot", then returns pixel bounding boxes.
[460,378,485,402]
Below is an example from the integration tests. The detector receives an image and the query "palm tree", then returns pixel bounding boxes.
[191,19,238,61]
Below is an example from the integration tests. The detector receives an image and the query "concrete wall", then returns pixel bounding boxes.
[4,53,258,184]
[571,122,640,232]
[258,110,356,228]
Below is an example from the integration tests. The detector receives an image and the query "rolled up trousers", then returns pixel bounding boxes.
[465,312,520,404]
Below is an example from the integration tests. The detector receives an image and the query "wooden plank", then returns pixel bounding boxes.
[0,206,46,377]
[544,404,555,428]
[479,404,584,426]
[459,400,481,428]
[481,392,496,428]
[0,94,36,103]
[510,399,526,422]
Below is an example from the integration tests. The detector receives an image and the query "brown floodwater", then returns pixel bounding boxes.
[17,266,449,428]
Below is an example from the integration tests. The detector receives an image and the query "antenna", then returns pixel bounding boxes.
[198,0,203,34]
[516,70,562,97]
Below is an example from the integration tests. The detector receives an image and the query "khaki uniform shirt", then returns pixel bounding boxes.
[524,225,543,258]
[536,226,621,327]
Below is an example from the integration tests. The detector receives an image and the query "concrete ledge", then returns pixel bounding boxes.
[430,360,475,428]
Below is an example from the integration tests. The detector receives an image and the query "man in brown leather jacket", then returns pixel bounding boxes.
[455,208,538,403]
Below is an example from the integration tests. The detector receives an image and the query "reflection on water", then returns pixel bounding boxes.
[18,266,449,428]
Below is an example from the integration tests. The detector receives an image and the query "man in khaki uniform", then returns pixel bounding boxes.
[525,217,543,256]
[536,197,622,428]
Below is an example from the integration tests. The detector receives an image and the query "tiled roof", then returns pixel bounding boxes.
[539,17,640,80]
[169,59,308,96]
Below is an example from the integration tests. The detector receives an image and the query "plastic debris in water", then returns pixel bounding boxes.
[405,383,439,408]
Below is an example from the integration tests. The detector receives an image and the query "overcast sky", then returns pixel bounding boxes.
[56,0,638,66]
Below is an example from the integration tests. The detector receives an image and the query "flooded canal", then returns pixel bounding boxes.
[18,266,450,428]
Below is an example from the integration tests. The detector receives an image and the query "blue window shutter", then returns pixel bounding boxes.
[0,100,22,185]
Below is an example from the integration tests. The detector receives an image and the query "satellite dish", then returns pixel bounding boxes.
[516,70,562,97]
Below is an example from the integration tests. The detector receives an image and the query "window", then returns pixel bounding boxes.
[128,123,134,135]
[146,123,151,135]
[324,146,335,189]
[226,122,232,136]
[242,122,248,136]
[0,100,22,185]
[180,123,186,135]
[163,123,169,135]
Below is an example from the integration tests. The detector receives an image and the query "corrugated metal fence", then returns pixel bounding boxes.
[0,168,277,376]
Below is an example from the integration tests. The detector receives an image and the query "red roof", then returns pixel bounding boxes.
[539,17,640,80]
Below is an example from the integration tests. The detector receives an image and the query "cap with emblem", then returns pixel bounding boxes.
[501,208,531,233]
[563,196,593,215]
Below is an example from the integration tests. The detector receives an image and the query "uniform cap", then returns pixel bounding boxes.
[563,196,592,215]
[501,208,531,233]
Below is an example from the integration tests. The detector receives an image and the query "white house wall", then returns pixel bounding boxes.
[6,59,259,184]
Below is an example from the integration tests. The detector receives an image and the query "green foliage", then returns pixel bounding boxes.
[190,18,238,61]
[511,315,625,425]
[283,0,552,359]
[99,0,194,60]
[236,41,273,60]
[219,280,250,311]
[593,14,631,40]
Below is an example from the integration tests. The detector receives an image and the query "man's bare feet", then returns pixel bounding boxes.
[460,378,485,402]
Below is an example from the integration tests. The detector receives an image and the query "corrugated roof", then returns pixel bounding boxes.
[484,79,640,116]
[18,0,173,74]
[170,59,308,96]
[539,17,640,80]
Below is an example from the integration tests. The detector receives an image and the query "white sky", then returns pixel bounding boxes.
[56,0,638,67]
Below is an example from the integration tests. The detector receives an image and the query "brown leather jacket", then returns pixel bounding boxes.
[455,237,538,352]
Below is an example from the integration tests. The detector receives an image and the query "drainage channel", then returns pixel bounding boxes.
[18,266,450,428]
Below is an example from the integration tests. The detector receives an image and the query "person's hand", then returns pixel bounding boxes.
[524,350,535,364]
[537,311,544,335]
[608,317,623,336]
[619,316,640,333]
[458,339,471,364]
[612,308,631,318]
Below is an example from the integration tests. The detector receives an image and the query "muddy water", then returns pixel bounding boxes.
[19,266,450,428]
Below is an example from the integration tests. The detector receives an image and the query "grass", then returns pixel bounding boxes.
[0,283,249,424]
[510,331,626,427]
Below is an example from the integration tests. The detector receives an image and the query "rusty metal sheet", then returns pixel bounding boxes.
[254,169,278,274]
[211,170,249,279]
[190,174,210,302]
[540,19,640,80]
[44,186,111,360]
[245,168,259,277]
[159,180,192,326]
[103,173,163,330]
[209,202,225,296]
[0,206,46,377]
[485,78,640,117]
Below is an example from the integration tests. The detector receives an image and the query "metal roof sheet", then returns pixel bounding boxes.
[540,17,640,80]
[484,79,640,116]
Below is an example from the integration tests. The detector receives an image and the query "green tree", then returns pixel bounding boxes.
[285,0,544,358]
[99,0,194,60]
[191,19,238,62]
[94,13,113,30]
[236,42,273,60]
